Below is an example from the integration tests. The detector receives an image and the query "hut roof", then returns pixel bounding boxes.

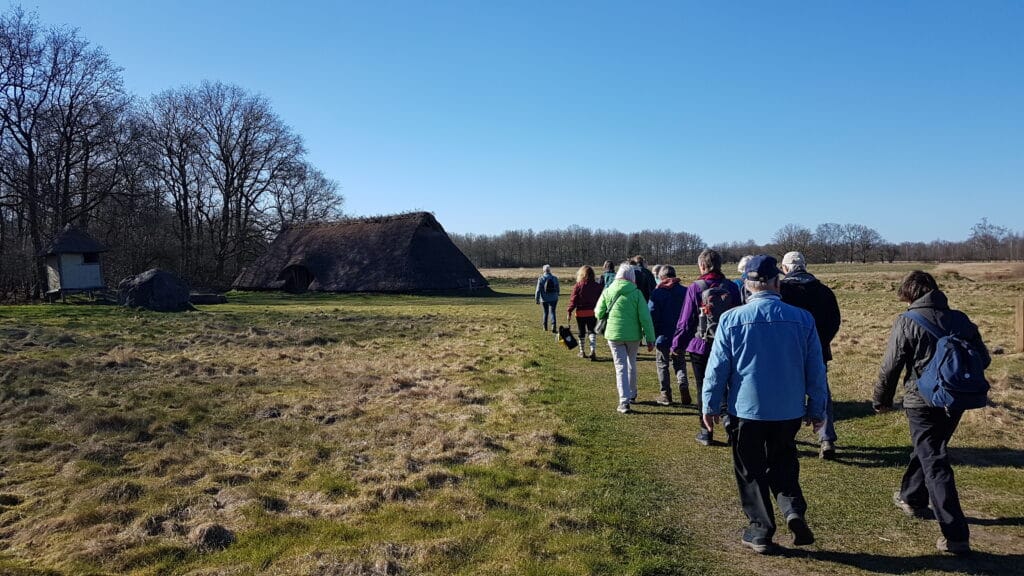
[42,227,108,256]
[232,212,488,293]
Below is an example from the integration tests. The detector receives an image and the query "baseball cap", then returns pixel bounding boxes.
[781,251,806,270]
[744,254,781,281]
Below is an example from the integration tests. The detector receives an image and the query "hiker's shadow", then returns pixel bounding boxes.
[814,444,1024,469]
[778,549,1024,575]
[832,400,880,421]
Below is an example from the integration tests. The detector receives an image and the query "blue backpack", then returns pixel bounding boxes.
[903,311,989,411]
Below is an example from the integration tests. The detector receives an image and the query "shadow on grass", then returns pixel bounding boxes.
[833,400,880,421]
[777,548,1024,575]
[967,516,1024,526]
[818,445,1024,469]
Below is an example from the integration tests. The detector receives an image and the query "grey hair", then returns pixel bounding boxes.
[615,262,636,282]
[697,249,722,273]
[737,255,753,274]
[744,276,779,294]
[542,264,551,273]
[659,265,676,279]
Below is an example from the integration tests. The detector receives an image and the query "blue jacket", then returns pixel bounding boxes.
[648,278,686,346]
[535,273,560,303]
[702,291,828,422]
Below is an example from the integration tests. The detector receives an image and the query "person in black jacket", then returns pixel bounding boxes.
[873,270,990,555]
[631,255,657,302]
[780,252,842,459]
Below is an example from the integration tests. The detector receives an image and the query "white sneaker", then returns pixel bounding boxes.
[617,402,631,414]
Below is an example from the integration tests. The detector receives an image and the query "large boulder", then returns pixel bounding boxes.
[119,269,192,312]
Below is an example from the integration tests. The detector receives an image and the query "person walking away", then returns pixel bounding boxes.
[734,255,753,304]
[671,249,741,445]
[873,270,990,555]
[595,262,656,414]
[632,256,657,302]
[648,265,690,405]
[703,254,827,554]
[567,265,603,360]
[779,251,842,460]
[598,260,616,289]
[535,265,560,333]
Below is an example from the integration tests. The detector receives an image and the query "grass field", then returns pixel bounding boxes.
[0,263,1021,575]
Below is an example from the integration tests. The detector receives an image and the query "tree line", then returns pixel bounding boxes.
[0,8,343,299]
[452,219,1022,269]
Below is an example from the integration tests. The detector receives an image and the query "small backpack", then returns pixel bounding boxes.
[903,310,989,411]
[695,279,735,342]
[543,275,557,294]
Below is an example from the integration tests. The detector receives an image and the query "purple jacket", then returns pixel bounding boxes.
[670,272,742,356]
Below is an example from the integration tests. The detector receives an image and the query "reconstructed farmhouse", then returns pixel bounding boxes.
[232,212,488,293]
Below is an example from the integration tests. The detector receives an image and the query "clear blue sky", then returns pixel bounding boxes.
[26,0,1024,245]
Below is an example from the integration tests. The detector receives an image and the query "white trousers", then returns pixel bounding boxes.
[608,340,640,403]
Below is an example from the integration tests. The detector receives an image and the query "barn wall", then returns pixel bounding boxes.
[46,256,61,292]
[59,253,104,290]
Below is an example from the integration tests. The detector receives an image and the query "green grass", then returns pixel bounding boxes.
[0,263,1021,574]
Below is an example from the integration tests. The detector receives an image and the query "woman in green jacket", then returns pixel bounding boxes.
[596,262,656,414]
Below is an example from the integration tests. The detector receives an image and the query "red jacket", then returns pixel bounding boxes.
[567,280,603,318]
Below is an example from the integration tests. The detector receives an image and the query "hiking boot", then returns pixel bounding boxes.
[678,387,692,406]
[819,440,836,460]
[696,430,712,446]
[656,391,672,406]
[617,402,631,414]
[552,326,558,334]
[786,514,815,546]
[741,532,774,554]
[893,491,934,519]
[937,537,971,555]
[578,348,587,358]
[590,351,597,361]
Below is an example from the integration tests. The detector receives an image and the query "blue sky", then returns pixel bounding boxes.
[25,1,1024,245]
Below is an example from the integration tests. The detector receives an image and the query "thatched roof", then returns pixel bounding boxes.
[232,212,488,293]
[42,226,108,256]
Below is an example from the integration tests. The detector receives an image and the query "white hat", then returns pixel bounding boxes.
[781,251,806,271]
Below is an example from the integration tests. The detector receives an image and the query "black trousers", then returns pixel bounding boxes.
[727,417,806,540]
[690,352,728,431]
[901,407,969,542]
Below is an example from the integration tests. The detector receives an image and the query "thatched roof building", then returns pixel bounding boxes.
[232,212,488,293]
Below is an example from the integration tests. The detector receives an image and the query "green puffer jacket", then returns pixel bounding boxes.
[595,279,655,343]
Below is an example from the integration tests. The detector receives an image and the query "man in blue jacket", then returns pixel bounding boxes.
[648,265,689,405]
[702,255,828,554]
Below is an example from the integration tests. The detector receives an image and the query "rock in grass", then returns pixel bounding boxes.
[188,522,235,551]
[118,268,193,312]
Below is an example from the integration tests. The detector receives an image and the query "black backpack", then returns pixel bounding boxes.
[543,275,557,294]
[903,311,989,411]
[695,279,735,342]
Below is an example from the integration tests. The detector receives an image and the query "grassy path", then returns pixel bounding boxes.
[514,283,1024,576]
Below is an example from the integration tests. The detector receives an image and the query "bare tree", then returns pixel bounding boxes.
[771,223,813,257]
[813,223,843,263]
[969,217,1007,260]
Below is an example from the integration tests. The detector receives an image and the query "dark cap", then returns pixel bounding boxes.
[744,254,781,281]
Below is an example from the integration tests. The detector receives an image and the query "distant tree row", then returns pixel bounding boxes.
[453,219,1022,269]
[0,7,343,299]
[450,227,706,268]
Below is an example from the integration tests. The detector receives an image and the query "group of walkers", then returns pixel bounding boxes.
[535,251,990,555]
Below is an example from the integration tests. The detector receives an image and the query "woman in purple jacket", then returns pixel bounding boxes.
[671,249,742,446]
